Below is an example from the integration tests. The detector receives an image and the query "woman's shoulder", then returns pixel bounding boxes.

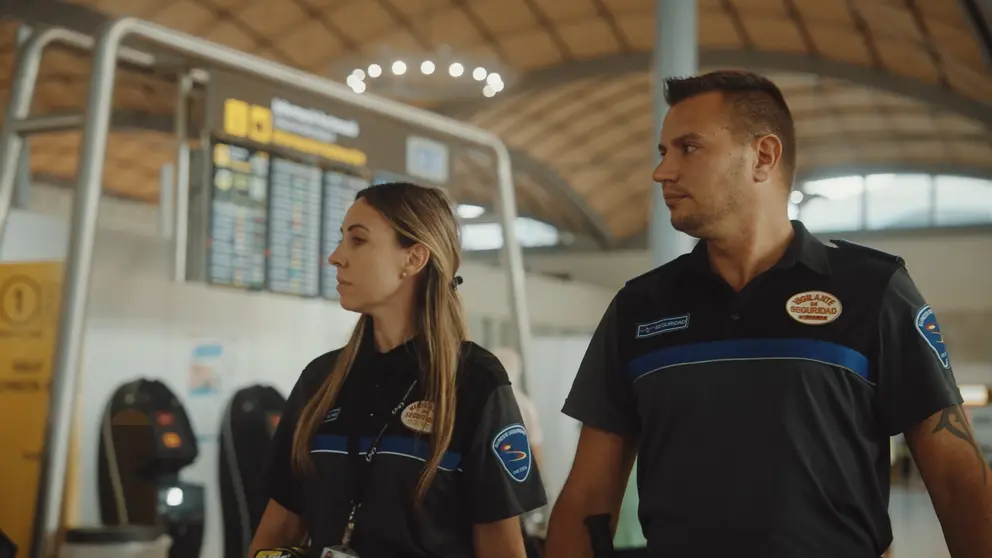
[457,341,511,396]
[294,348,343,391]
[305,348,343,369]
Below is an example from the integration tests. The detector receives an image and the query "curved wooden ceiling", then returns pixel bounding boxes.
[453,70,992,238]
[1,0,990,244]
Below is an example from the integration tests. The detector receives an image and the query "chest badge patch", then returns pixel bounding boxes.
[401,401,435,434]
[636,314,690,339]
[786,290,843,325]
[492,424,532,482]
[916,305,950,369]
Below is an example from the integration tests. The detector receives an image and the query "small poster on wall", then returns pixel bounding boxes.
[189,340,226,397]
[186,337,240,441]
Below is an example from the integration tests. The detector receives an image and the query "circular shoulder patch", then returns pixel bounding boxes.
[915,305,950,369]
[400,401,434,434]
[491,424,532,482]
[786,290,843,325]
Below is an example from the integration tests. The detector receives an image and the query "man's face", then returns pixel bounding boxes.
[652,92,752,238]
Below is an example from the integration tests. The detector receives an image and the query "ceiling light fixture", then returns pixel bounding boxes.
[332,45,513,101]
[456,204,485,219]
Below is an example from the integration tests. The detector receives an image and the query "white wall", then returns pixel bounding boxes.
[525,335,591,509]
[0,190,613,558]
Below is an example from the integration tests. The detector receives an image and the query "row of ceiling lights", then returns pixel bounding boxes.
[345,61,506,97]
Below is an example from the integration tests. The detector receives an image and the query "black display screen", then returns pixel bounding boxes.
[267,157,322,297]
[321,170,369,300]
[208,142,269,289]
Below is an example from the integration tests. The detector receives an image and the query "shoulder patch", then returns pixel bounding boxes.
[830,239,906,268]
[915,305,950,369]
[491,424,532,482]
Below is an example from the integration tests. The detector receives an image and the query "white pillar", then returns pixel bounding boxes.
[616,1,701,545]
[14,24,33,209]
[649,0,699,266]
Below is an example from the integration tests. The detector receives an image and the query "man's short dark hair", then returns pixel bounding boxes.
[664,70,797,185]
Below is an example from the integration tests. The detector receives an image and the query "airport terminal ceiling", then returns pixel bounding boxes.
[1,0,991,248]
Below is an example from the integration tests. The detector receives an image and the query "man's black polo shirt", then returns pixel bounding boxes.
[262,324,547,558]
[563,221,963,558]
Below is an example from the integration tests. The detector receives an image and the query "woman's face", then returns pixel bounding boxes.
[328,198,412,314]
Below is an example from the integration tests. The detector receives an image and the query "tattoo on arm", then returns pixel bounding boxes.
[932,405,988,485]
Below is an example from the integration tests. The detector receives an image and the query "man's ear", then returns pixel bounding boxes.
[404,243,431,276]
[753,134,783,183]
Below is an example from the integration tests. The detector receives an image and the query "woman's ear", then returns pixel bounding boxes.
[404,243,431,276]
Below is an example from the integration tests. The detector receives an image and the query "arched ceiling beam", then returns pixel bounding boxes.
[508,149,614,249]
[15,0,989,129]
[438,50,992,129]
[958,0,992,68]
[4,2,615,246]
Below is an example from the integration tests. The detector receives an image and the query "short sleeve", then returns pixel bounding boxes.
[561,296,639,437]
[261,360,328,515]
[875,268,963,436]
[462,384,548,524]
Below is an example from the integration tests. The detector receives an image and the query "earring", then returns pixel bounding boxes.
[400,271,407,279]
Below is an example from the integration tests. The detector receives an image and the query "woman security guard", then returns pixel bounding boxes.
[250,182,547,558]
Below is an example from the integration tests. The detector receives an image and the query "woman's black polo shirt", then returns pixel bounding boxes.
[261,329,547,558]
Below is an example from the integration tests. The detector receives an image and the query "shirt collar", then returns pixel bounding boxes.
[356,318,420,364]
[686,220,831,276]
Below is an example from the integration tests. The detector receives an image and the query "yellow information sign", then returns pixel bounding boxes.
[221,97,368,167]
[0,261,62,558]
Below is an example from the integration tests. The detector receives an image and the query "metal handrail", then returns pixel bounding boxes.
[0,19,533,557]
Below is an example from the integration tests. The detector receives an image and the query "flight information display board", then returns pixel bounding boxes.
[208,142,269,289]
[267,157,322,297]
[321,170,369,300]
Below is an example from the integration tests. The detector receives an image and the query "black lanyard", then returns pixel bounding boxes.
[340,377,418,548]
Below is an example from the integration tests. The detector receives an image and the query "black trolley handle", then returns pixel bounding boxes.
[585,514,616,558]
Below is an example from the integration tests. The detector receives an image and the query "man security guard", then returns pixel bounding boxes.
[544,70,992,558]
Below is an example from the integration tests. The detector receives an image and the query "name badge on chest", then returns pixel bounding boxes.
[321,546,360,558]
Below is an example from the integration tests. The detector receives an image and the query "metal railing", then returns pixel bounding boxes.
[0,19,533,557]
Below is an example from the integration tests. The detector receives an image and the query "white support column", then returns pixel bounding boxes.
[649,0,699,267]
[14,24,33,210]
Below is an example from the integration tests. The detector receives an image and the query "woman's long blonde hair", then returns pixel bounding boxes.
[290,182,468,500]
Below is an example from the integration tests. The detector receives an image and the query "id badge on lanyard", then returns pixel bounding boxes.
[321,546,360,558]
[324,378,418,558]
